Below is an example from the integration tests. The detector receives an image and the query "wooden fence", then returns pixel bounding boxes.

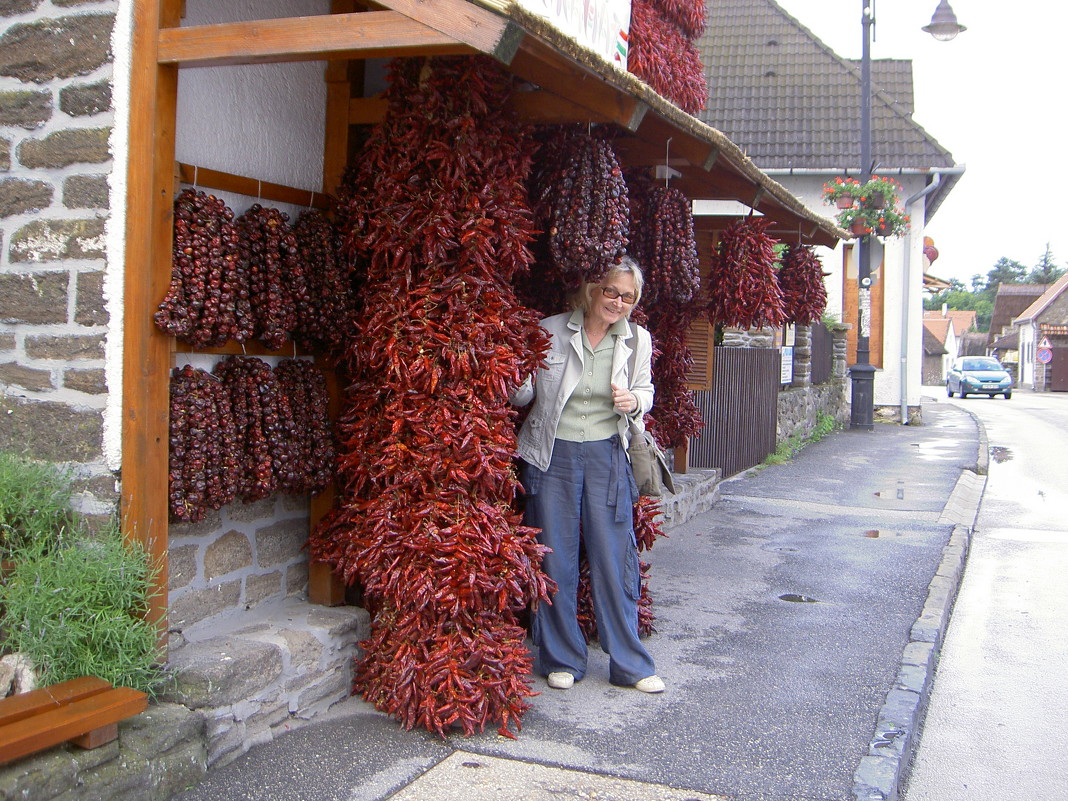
[811,322,833,385]
[689,347,781,477]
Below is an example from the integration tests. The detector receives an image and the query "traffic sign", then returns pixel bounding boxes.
[1040,336,1052,349]
[1037,347,1053,364]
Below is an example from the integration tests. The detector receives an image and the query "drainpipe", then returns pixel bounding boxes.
[900,173,944,424]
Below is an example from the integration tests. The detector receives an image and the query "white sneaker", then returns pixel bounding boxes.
[547,672,575,689]
[634,675,665,693]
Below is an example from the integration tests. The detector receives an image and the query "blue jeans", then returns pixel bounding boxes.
[522,436,655,685]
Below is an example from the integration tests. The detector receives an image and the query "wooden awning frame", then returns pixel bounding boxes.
[122,0,845,632]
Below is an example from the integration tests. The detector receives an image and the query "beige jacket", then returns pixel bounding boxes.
[512,310,654,471]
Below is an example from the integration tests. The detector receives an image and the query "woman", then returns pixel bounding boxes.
[512,256,664,693]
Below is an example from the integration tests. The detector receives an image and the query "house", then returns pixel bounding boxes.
[1012,273,1068,391]
[921,325,948,387]
[694,0,963,422]
[920,315,957,383]
[987,283,1049,350]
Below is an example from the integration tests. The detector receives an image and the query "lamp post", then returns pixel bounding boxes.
[849,0,965,430]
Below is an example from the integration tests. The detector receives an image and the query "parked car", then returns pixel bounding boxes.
[946,356,1013,399]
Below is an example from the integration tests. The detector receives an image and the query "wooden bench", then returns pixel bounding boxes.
[0,676,148,765]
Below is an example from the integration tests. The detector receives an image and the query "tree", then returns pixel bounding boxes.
[983,257,1026,293]
[1027,243,1064,284]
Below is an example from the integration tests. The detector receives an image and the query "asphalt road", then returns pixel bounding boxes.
[903,389,1068,801]
[174,401,976,801]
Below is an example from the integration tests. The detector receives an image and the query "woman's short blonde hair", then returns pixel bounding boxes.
[570,256,645,318]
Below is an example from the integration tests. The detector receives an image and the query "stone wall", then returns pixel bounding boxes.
[777,323,850,442]
[167,494,312,634]
[0,3,118,520]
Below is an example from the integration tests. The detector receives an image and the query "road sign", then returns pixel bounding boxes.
[1037,347,1053,364]
[1040,336,1052,349]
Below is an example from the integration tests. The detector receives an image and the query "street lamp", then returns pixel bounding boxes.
[849,0,965,430]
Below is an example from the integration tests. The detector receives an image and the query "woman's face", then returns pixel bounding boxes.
[589,272,638,329]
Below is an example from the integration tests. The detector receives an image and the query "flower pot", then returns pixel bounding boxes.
[868,191,886,209]
[836,195,855,209]
[850,221,869,236]
[876,223,894,237]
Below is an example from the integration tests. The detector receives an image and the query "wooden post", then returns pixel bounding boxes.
[121,0,184,641]
[307,0,360,607]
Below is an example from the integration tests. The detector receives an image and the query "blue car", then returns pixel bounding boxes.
[946,356,1013,399]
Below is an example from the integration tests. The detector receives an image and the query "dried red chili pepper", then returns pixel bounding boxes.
[778,244,829,325]
[707,217,787,330]
[167,364,240,521]
[628,0,707,114]
[310,56,552,739]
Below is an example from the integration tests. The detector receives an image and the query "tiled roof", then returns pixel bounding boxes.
[987,283,1050,345]
[922,325,946,356]
[923,317,952,346]
[1014,272,1068,324]
[924,309,977,336]
[695,0,956,172]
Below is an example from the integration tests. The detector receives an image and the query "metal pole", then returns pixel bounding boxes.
[849,0,876,430]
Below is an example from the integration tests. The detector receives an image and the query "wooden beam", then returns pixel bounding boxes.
[372,0,527,62]
[176,163,329,209]
[348,89,618,126]
[507,37,647,131]
[123,0,182,645]
[157,12,474,67]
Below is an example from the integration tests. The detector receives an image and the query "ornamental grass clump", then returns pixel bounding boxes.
[0,452,77,559]
[0,453,165,696]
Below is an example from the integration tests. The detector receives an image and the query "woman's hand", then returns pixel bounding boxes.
[611,383,638,414]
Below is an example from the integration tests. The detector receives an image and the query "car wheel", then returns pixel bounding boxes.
[959,390,967,398]
[1004,391,1012,399]
[946,384,954,397]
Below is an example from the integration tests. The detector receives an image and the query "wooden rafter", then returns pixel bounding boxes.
[157,11,477,67]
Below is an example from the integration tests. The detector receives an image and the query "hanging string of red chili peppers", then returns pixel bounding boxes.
[627,0,707,115]
[309,56,553,739]
[155,188,250,348]
[626,175,705,449]
[778,244,829,325]
[235,205,300,351]
[274,359,335,495]
[707,217,787,330]
[290,209,358,359]
[646,0,706,38]
[531,127,630,289]
[167,364,239,522]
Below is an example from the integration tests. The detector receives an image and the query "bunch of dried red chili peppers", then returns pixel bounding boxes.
[707,217,787,330]
[310,57,554,739]
[167,356,334,521]
[778,244,829,325]
[628,0,708,114]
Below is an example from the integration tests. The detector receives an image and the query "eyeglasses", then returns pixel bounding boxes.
[600,286,638,305]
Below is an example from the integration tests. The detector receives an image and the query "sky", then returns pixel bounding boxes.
[773,0,1068,288]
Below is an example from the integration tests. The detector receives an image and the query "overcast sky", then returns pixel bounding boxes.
[772,0,1067,288]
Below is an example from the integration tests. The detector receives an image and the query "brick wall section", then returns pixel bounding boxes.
[0,3,117,517]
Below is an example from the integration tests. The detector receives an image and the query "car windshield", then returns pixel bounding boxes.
[962,358,1001,371]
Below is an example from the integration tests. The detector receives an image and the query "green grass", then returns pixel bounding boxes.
[763,412,839,466]
[0,526,167,695]
[0,451,167,696]
[0,452,78,558]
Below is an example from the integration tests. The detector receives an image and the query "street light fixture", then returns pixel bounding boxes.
[849,0,965,430]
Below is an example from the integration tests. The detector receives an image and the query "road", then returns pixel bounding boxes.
[904,389,1068,800]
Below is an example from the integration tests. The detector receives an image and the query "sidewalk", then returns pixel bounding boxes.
[173,399,983,801]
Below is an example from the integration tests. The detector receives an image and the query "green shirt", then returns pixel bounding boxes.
[555,321,627,443]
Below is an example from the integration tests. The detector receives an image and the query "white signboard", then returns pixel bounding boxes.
[781,346,794,384]
[515,0,631,68]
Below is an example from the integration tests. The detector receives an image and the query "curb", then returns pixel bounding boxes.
[852,407,989,801]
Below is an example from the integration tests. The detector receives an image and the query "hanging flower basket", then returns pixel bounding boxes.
[822,177,863,208]
[867,191,886,209]
[850,221,869,237]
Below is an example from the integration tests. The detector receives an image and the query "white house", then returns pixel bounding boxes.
[694,0,963,423]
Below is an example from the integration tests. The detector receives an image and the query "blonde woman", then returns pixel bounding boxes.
[512,256,664,694]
